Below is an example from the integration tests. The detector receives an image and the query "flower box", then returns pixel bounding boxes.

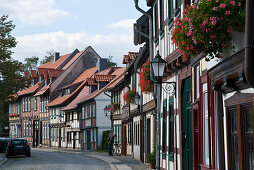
[123,90,136,104]
[140,60,154,93]
[171,0,245,61]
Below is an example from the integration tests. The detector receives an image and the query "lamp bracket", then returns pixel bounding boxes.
[161,82,176,98]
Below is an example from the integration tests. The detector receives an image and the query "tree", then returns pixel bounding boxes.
[0,15,17,61]
[0,15,27,136]
[40,50,54,64]
[24,56,39,71]
[107,55,117,67]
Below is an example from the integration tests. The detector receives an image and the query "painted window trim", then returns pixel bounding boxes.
[168,97,174,161]
[162,99,167,159]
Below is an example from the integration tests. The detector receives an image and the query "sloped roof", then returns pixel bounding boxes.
[77,67,126,105]
[38,53,71,70]
[30,70,37,78]
[61,86,90,111]
[48,69,64,78]
[34,85,50,96]
[70,67,98,86]
[24,72,29,79]
[17,82,39,96]
[62,50,84,70]
[122,52,136,64]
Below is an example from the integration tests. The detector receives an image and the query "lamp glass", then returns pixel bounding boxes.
[151,51,166,78]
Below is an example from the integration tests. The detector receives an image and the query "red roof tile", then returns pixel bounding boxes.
[71,67,97,85]
[30,70,37,78]
[24,72,29,79]
[17,82,39,96]
[62,86,90,111]
[48,69,64,78]
[95,75,115,82]
[122,52,137,64]
[34,85,50,96]
[38,53,71,70]
[47,95,69,107]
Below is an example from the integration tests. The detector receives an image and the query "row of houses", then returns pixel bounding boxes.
[8,46,128,151]
[105,1,253,170]
[9,0,254,170]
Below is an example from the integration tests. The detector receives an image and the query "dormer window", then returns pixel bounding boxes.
[65,88,70,96]
[39,76,42,82]
[31,79,34,86]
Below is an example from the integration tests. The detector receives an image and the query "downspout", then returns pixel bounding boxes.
[134,0,157,85]
[245,0,254,88]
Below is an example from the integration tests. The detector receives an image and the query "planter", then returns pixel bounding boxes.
[123,90,136,104]
[171,0,245,61]
[140,60,154,93]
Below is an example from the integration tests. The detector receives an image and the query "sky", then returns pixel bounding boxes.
[0,0,149,66]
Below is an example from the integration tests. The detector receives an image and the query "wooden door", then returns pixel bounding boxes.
[147,118,151,154]
[122,125,127,155]
[58,128,61,148]
[182,77,193,170]
[87,130,90,150]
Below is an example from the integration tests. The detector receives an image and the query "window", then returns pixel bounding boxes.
[168,98,174,160]
[54,108,56,118]
[94,129,97,142]
[82,107,85,119]
[175,0,181,17]
[154,1,159,43]
[159,0,164,35]
[93,105,96,117]
[34,97,37,111]
[168,0,173,27]
[131,73,136,90]
[89,105,91,118]
[83,130,86,144]
[23,122,25,137]
[203,83,209,165]
[162,100,167,159]
[91,129,94,142]
[195,65,200,100]
[65,88,70,96]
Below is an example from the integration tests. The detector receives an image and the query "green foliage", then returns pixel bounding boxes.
[147,145,156,169]
[98,130,110,151]
[40,50,54,64]
[171,0,245,61]
[24,56,39,71]
[0,15,28,136]
[107,55,117,67]
[123,90,136,104]
[0,15,17,61]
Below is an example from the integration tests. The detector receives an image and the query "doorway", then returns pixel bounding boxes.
[87,130,90,150]
[182,77,193,170]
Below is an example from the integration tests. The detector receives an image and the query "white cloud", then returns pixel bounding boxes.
[0,0,69,26]
[12,19,139,66]
[107,19,136,30]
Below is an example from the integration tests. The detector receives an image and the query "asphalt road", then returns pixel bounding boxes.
[0,150,111,170]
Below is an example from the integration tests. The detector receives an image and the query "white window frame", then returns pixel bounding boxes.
[203,83,209,165]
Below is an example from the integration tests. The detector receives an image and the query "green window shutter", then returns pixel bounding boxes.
[168,98,174,161]
[162,100,167,159]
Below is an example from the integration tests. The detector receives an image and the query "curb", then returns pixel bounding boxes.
[84,154,118,170]
[0,157,8,166]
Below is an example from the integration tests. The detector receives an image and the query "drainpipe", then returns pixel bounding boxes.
[134,0,157,84]
[245,0,254,88]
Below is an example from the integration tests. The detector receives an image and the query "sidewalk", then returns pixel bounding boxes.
[0,153,7,166]
[32,147,150,170]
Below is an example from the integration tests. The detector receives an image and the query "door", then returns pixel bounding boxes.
[87,130,90,150]
[182,77,193,170]
[58,128,61,148]
[147,119,151,154]
[122,125,127,155]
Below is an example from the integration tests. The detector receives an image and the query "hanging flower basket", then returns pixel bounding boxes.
[140,60,154,93]
[123,90,136,104]
[171,0,245,61]
[107,103,120,112]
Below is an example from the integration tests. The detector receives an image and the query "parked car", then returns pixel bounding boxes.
[0,138,11,153]
[6,138,31,158]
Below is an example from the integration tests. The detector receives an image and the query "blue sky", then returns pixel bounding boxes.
[0,0,149,66]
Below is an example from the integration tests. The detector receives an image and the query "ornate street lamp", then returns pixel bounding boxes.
[151,51,176,170]
[151,51,167,80]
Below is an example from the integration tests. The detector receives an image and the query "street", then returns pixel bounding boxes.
[0,150,111,170]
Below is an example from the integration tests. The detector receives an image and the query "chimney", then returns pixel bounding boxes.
[54,52,60,62]
[97,58,108,72]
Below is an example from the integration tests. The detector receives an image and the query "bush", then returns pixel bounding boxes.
[98,130,110,151]
[147,145,156,169]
